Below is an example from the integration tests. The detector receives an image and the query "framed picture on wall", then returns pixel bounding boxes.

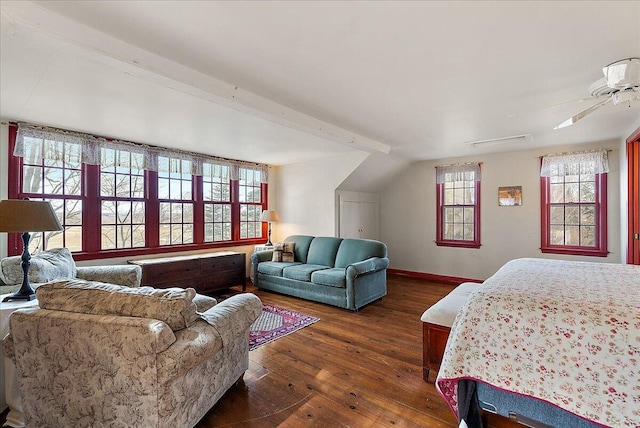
[498,186,522,206]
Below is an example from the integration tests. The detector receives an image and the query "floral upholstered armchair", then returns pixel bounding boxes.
[0,247,141,294]
[3,279,262,428]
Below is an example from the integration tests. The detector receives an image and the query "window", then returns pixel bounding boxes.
[158,156,194,245]
[435,163,481,248]
[203,162,231,242]
[239,167,264,239]
[8,123,269,260]
[100,147,146,249]
[540,150,608,257]
[20,135,83,252]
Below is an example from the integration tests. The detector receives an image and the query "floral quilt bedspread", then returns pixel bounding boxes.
[436,258,640,427]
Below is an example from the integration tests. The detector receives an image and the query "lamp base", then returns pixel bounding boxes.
[3,231,37,302]
[265,223,273,246]
[2,288,36,302]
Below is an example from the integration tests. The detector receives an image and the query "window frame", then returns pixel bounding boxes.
[17,130,85,253]
[540,172,608,257]
[157,155,195,246]
[238,166,265,241]
[435,172,481,249]
[202,161,233,243]
[99,147,147,250]
[7,123,268,261]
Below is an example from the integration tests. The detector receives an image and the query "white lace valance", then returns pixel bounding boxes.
[540,149,609,177]
[14,123,268,182]
[436,162,482,183]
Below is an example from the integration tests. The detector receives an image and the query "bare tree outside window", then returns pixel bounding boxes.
[548,164,597,247]
[203,162,232,242]
[12,125,270,257]
[100,148,146,249]
[158,156,193,245]
[21,137,82,253]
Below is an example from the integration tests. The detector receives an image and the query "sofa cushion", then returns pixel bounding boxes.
[283,235,315,263]
[272,242,295,262]
[258,261,301,277]
[36,279,200,331]
[282,264,330,282]
[0,247,76,285]
[311,268,347,288]
[335,239,387,268]
[306,237,343,267]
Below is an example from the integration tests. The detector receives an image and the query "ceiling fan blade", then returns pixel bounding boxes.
[554,97,612,129]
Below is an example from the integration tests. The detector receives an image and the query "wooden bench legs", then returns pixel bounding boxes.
[422,322,451,382]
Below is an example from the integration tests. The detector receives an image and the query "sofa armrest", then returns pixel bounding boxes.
[199,293,262,347]
[3,332,15,361]
[76,265,142,287]
[194,293,218,313]
[346,257,389,280]
[250,251,273,265]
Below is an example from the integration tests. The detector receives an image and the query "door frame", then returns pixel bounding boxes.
[627,127,640,264]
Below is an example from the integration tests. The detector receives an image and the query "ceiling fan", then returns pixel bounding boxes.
[555,57,640,129]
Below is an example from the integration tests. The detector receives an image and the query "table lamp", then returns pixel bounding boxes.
[0,199,63,302]
[259,209,280,246]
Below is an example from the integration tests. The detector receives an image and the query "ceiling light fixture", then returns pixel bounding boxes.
[465,134,532,147]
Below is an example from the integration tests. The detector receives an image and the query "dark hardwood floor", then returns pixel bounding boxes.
[0,274,461,427]
[197,274,460,427]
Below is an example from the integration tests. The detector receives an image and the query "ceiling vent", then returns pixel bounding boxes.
[465,134,533,147]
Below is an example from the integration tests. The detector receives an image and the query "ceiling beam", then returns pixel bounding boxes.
[1,1,391,154]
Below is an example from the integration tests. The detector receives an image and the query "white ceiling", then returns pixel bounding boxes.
[1,1,639,171]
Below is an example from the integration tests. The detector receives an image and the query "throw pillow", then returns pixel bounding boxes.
[272,242,295,262]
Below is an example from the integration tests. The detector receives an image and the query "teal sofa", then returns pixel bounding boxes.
[251,235,389,310]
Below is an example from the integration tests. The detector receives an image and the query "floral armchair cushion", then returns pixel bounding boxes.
[0,248,142,296]
[0,247,76,285]
[35,279,200,331]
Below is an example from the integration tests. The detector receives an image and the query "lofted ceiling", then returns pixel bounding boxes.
[1,1,639,171]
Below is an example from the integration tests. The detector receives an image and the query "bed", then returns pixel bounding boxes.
[436,258,640,428]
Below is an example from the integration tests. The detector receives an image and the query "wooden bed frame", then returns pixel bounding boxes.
[422,321,450,381]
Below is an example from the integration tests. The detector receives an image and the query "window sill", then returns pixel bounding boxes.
[72,239,267,261]
[540,247,608,257]
[435,240,481,249]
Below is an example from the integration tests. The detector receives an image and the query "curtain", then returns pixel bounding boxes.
[435,162,481,183]
[13,123,269,182]
[540,149,609,177]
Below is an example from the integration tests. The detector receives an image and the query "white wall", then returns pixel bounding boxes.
[380,140,622,281]
[275,151,369,240]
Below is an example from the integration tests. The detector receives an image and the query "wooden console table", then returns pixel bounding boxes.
[129,251,246,294]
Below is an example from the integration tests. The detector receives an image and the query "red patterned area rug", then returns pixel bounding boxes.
[249,304,319,350]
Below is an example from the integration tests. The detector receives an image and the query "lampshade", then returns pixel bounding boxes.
[0,199,63,232]
[259,210,280,223]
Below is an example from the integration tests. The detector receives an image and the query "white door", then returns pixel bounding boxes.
[338,191,379,240]
[358,201,377,240]
[341,201,363,238]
